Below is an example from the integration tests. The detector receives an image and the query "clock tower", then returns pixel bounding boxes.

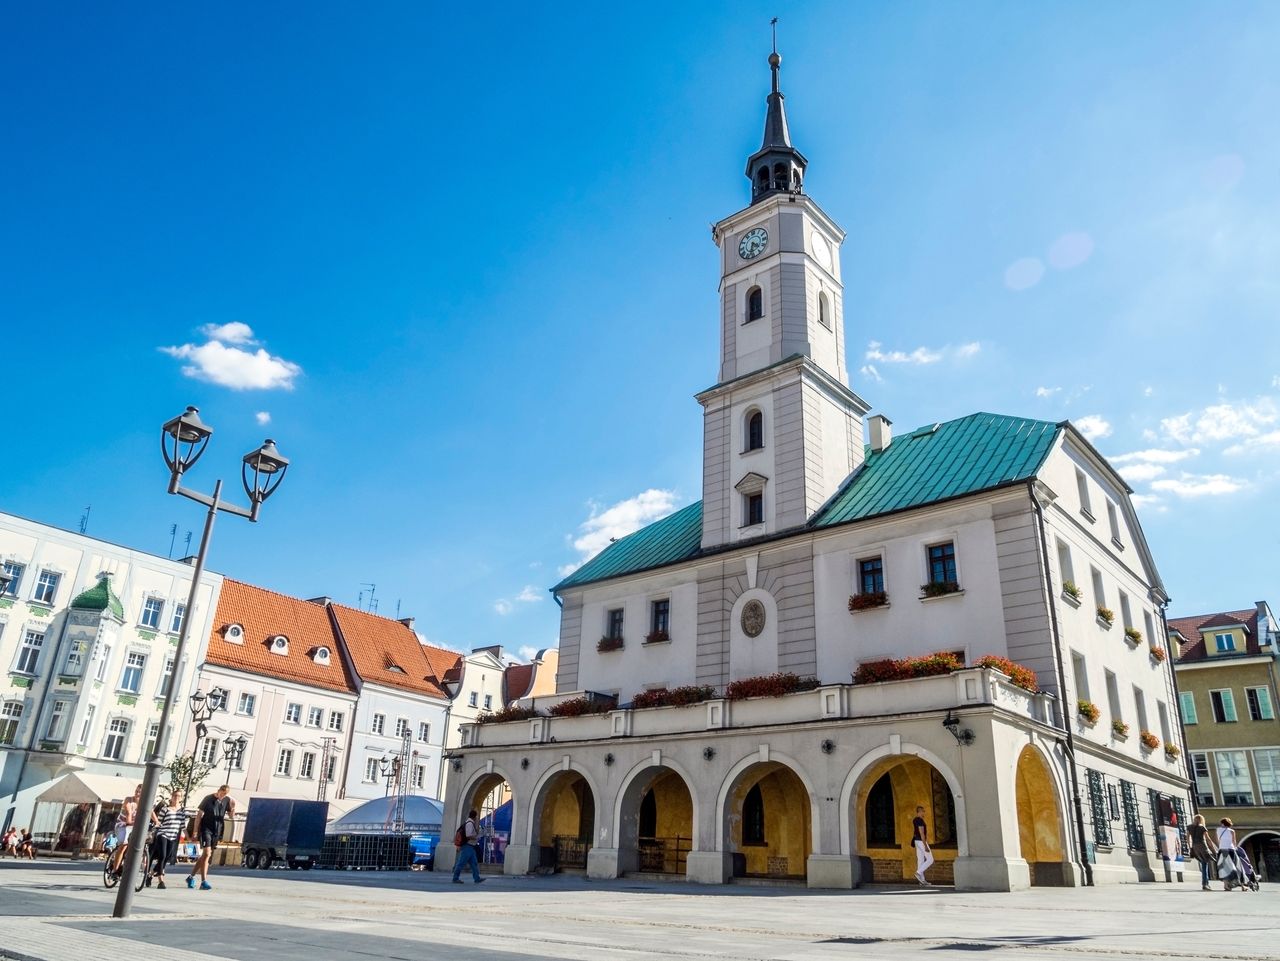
[697,47,870,550]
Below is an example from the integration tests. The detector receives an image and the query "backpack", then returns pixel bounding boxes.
[453,822,467,847]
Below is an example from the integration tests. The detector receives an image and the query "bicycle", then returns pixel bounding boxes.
[134,833,159,892]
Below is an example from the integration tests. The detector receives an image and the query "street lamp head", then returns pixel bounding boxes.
[378,756,392,775]
[208,686,228,711]
[242,439,289,509]
[161,406,214,478]
[189,690,207,716]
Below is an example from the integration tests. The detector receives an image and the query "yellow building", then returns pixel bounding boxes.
[1169,603,1279,880]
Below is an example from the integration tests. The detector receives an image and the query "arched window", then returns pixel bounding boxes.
[818,291,830,328]
[756,167,770,192]
[743,784,766,844]
[866,772,896,844]
[773,163,789,190]
[746,410,764,451]
[747,286,763,322]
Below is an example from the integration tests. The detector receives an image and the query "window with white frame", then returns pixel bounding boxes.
[299,752,315,779]
[95,643,111,682]
[1179,691,1197,724]
[15,630,44,675]
[1105,670,1122,721]
[468,692,478,708]
[170,603,186,634]
[323,755,337,781]
[413,764,425,790]
[1157,701,1171,744]
[1215,751,1253,805]
[1214,632,1236,653]
[1090,569,1105,611]
[328,711,344,732]
[63,639,86,676]
[276,748,294,777]
[45,699,70,741]
[483,694,493,710]
[139,597,164,629]
[157,657,175,698]
[118,651,146,694]
[0,701,23,745]
[102,718,129,760]
[364,757,379,782]
[285,702,302,724]
[371,713,385,735]
[1133,686,1149,732]
[394,718,409,738]
[237,692,256,716]
[926,541,957,587]
[1118,591,1132,631]
[78,704,95,745]
[1191,752,1214,805]
[417,721,430,742]
[0,561,23,597]
[1210,689,1238,723]
[1071,650,1090,700]
[1254,749,1280,804]
[33,570,61,605]
[1106,501,1122,545]
[307,706,323,728]
[1143,610,1155,645]
[1246,686,1275,721]
[1075,469,1092,518]
[1055,539,1074,591]
[198,738,219,764]
[143,722,161,760]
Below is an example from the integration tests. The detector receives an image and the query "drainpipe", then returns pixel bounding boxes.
[1029,482,1094,886]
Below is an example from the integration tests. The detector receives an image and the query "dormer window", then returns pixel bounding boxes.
[224,624,244,644]
[312,646,331,664]
[268,635,289,655]
[746,286,763,323]
[745,410,764,452]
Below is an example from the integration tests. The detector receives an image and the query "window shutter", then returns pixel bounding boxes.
[1179,692,1197,725]
[1222,690,1237,722]
[1257,687,1275,721]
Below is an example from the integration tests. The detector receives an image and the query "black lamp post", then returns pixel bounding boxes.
[184,687,226,799]
[221,735,248,784]
[378,754,401,797]
[113,407,290,920]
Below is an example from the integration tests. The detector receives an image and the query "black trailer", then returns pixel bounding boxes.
[241,798,328,870]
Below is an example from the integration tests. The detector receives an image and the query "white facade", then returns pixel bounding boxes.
[0,510,222,835]
[344,681,448,802]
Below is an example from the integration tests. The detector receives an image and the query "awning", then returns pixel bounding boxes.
[35,772,135,805]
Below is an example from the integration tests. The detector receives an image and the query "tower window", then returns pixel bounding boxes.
[773,162,788,190]
[746,286,763,323]
[746,410,764,451]
[745,492,764,526]
[818,292,831,328]
[756,167,769,193]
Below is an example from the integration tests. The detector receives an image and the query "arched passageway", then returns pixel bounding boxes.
[1015,746,1066,885]
[855,755,957,884]
[459,772,513,868]
[618,766,694,875]
[724,761,810,880]
[531,770,596,871]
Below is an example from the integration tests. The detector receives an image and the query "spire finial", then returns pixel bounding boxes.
[768,18,781,93]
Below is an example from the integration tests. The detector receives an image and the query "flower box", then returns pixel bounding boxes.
[643,630,670,645]
[1096,606,1115,627]
[1061,580,1082,602]
[1124,627,1143,644]
[848,591,889,612]
[854,651,962,684]
[971,655,1039,692]
[1077,699,1100,724]
[475,705,539,725]
[1139,730,1160,751]
[1111,719,1130,738]
[920,580,961,599]
[547,695,615,718]
[630,685,716,709]
[1149,646,1167,663]
[724,672,819,701]
[1164,743,1181,760]
[597,636,624,653]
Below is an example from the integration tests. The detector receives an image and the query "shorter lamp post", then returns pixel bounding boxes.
[185,687,227,800]
[220,735,248,789]
[379,755,401,797]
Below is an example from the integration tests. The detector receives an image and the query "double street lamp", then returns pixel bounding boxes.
[112,407,290,919]
[185,687,228,799]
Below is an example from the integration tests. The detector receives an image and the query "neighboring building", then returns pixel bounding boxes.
[441,47,1189,890]
[1169,602,1279,881]
[187,579,358,805]
[506,648,559,706]
[329,604,454,803]
[0,510,222,841]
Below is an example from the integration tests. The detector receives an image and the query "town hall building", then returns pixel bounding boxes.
[440,47,1192,890]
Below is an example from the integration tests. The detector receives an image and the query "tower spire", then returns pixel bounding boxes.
[745,21,807,203]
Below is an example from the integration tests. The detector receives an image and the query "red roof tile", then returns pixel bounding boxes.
[328,604,450,699]
[204,579,357,693]
[1168,608,1258,661]
[504,663,535,703]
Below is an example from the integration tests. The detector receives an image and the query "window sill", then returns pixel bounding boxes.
[1096,618,1115,630]
[739,447,765,457]
[1080,509,1095,524]
[738,523,766,535]
[642,638,672,646]
[1111,538,1125,551]
[741,317,764,326]
[919,590,965,603]
[850,603,890,613]
[1060,592,1082,608]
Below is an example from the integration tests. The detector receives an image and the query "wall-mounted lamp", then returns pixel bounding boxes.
[604,753,615,767]
[820,739,835,755]
[942,710,975,746]
[520,757,530,770]
[702,746,716,761]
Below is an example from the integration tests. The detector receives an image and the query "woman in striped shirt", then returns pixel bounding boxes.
[149,790,192,889]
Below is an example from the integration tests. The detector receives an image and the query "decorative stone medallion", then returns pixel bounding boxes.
[741,599,766,638]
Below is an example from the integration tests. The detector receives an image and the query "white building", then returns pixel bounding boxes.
[441,48,1190,890]
[0,510,222,844]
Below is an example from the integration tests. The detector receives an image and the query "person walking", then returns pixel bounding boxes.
[1188,814,1218,891]
[451,809,485,885]
[187,785,234,890]
[1216,817,1240,890]
[109,784,144,876]
[149,790,192,890]
[912,805,935,886]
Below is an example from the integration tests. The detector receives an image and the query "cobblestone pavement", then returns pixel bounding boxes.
[1,860,1275,961]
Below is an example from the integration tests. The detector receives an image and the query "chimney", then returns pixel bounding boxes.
[398,616,415,630]
[868,414,893,453]
[305,596,332,607]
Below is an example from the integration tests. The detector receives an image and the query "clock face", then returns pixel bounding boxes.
[738,227,769,260]
[811,232,832,271]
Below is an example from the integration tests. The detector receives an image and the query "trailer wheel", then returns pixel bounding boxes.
[244,850,259,870]
[259,850,273,869]
[301,861,313,870]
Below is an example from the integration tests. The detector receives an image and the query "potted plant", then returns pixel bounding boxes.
[629,685,717,709]
[475,705,540,725]
[1124,627,1143,644]
[1111,719,1130,738]
[971,655,1040,692]
[1164,743,1181,760]
[920,580,961,599]
[1061,580,1082,602]
[848,590,889,612]
[597,635,624,653]
[724,672,820,701]
[547,695,615,718]
[1077,699,1100,724]
[1096,605,1115,626]
[643,629,671,645]
[1149,645,1167,663]
[1138,730,1160,751]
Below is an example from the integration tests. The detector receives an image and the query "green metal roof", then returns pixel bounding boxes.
[552,412,1061,592]
[70,573,125,620]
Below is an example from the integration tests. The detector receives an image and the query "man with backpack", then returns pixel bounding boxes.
[451,809,485,885]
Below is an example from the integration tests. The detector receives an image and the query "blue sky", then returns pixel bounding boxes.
[2,2,1278,657]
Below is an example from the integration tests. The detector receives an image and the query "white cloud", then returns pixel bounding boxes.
[859,364,883,383]
[1129,493,1166,513]
[1161,400,1278,444]
[161,323,302,391]
[557,562,579,578]
[1224,430,1280,456]
[255,411,271,425]
[1116,462,1166,483]
[1272,375,1280,389]
[1074,415,1112,441]
[517,645,542,662]
[1109,448,1201,465]
[515,586,542,603]
[865,341,942,365]
[1150,473,1246,498]
[1004,257,1045,291]
[955,342,981,359]
[493,600,513,616]
[571,489,678,562]
[1048,232,1094,270]
[199,321,256,345]
[1035,386,1061,399]
[1143,386,1154,398]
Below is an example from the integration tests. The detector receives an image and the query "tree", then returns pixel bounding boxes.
[163,753,217,803]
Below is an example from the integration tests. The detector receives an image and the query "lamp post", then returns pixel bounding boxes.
[112,407,289,919]
[378,754,400,798]
[184,687,227,800]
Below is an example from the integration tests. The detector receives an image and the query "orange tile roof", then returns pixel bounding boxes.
[205,579,357,693]
[420,644,462,687]
[504,663,535,703]
[1168,608,1259,661]
[328,603,450,699]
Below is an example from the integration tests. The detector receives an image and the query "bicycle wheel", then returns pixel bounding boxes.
[135,847,153,892]
[103,858,119,889]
